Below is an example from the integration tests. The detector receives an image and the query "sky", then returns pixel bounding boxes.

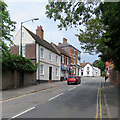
[4,0,100,63]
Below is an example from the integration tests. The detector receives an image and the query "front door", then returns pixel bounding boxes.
[49,67,52,80]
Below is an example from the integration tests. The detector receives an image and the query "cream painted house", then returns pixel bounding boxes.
[11,26,61,82]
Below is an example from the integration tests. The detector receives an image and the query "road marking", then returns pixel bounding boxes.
[96,80,104,120]
[77,84,81,87]
[104,94,111,118]
[11,107,35,119]
[68,86,77,91]
[1,85,63,103]
[48,93,63,101]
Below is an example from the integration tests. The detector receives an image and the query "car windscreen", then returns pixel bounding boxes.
[68,76,75,78]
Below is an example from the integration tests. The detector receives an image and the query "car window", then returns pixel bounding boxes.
[68,76,75,78]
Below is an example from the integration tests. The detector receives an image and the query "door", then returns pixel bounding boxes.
[49,67,52,80]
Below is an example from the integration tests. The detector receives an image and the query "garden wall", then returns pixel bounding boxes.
[109,69,120,87]
[2,69,36,90]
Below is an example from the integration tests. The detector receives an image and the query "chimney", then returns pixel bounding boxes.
[83,60,85,63]
[58,42,61,46]
[63,38,67,43]
[36,25,44,39]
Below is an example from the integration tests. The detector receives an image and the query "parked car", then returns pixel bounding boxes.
[67,76,81,85]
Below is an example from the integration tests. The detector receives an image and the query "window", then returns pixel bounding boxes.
[67,57,69,65]
[56,56,58,63]
[87,72,89,75]
[87,67,89,70]
[49,52,52,61]
[56,68,58,76]
[74,59,76,64]
[22,45,25,57]
[40,48,44,58]
[62,55,64,63]
[40,64,44,75]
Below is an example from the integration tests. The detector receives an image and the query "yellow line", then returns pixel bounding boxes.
[0,85,62,103]
[95,80,103,120]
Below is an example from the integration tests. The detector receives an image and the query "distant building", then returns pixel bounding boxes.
[51,42,70,80]
[58,38,81,76]
[106,61,114,76]
[10,25,61,82]
[80,61,101,77]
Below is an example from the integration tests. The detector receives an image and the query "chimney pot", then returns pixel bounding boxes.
[36,25,44,39]
[63,38,67,43]
[58,42,61,46]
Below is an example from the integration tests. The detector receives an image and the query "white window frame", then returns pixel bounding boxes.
[56,55,58,63]
[49,52,52,61]
[56,68,58,76]
[62,55,64,64]
[40,64,44,75]
[40,48,44,58]
[74,59,76,64]
[67,57,69,65]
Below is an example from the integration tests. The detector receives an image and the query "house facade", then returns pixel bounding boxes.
[80,61,101,77]
[58,38,81,76]
[51,42,70,80]
[10,26,61,82]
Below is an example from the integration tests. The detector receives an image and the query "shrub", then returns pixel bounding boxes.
[2,54,39,73]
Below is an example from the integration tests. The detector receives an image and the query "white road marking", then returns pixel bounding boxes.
[77,84,81,86]
[48,93,64,101]
[68,86,77,91]
[11,107,35,119]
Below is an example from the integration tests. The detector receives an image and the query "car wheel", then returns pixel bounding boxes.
[67,82,69,85]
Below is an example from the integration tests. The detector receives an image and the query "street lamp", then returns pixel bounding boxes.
[20,18,39,57]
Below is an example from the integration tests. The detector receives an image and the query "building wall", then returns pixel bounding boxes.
[13,27,35,45]
[10,46,19,55]
[83,64,93,77]
[36,44,61,81]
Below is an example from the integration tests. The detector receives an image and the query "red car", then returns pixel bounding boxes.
[67,76,81,85]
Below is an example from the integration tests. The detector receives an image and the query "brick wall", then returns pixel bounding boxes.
[2,70,36,90]
[109,69,120,87]
[26,43,36,59]
[10,46,19,55]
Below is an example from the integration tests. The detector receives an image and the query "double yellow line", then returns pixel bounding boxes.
[96,80,104,120]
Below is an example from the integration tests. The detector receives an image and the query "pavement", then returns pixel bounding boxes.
[1,81,66,101]
[101,78,120,119]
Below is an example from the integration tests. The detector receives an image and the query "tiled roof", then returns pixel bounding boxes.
[51,43,70,57]
[58,42,81,53]
[24,26,60,55]
[80,63,88,68]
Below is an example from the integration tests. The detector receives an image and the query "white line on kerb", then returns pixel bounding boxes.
[68,86,77,91]
[11,107,35,119]
[49,93,63,101]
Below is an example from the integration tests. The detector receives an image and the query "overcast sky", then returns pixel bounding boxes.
[5,0,99,63]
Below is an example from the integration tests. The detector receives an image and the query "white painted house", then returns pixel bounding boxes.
[11,26,61,82]
[80,62,101,77]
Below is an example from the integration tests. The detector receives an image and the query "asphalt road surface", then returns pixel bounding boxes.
[2,77,103,119]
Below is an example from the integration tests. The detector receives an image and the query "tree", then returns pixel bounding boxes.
[92,59,105,76]
[0,1,16,56]
[45,2,120,71]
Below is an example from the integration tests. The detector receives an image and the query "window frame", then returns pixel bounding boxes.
[40,48,44,58]
[40,64,44,75]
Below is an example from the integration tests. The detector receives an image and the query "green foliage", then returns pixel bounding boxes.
[2,54,39,73]
[0,1,16,56]
[46,2,120,71]
[93,58,105,76]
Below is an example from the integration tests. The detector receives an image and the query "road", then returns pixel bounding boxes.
[2,77,103,119]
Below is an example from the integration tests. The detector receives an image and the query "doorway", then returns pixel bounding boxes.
[49,66,52,80]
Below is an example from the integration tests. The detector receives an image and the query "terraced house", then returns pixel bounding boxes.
[58,38,81,76]
[10,25,61,82]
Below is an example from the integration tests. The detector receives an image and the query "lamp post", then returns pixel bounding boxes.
[20,18,39,57]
